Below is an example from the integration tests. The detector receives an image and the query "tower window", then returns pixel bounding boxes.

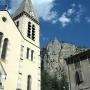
[26,47,30,59]
[27,22,31,38]
[16,21,19,28]
[27,75,31,90]
[32,25,35,41]
[31,50,34,61]
[1,38,8,59]
[0,32,3,48]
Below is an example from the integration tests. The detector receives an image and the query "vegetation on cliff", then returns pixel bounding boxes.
[41,70,69,90]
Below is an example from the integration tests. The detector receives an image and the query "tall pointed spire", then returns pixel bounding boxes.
[13,0,38,21]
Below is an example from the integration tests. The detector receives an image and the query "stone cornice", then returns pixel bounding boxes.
[13,11,40,25]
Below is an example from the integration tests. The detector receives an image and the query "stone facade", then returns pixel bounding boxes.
[65,49,90,90]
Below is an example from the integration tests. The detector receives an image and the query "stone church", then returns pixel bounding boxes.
[0,0,41,90]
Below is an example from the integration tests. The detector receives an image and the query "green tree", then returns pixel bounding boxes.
[41,70,69,90]
[58,73,69,90]
[41,70,53,90]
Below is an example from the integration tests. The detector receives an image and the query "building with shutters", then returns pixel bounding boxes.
[65,49,90,90]
[0,0,41,90]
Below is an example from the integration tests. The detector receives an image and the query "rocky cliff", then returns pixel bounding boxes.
[41,39,88,79]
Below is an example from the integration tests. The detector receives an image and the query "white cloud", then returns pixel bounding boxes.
[8,0,57,22]
[65,3,76,17]
[7,0,21,13]
[52,19,57,24]
[85,17,90,23]
[72,3,76,7]
[58,4,85,27]
[8,0,85,27]
[75,4,84,22]
[32,0,57,21]
[58,4,75,27]
[59,14,71,27]
[67,8,75,16]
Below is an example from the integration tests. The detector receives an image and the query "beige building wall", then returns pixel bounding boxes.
[14,15,40,47]
[21,40,41,90]
[0,10,41,90]
[0,11,22,90]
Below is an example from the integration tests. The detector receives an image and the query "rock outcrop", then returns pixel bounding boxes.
[41,39,88,79]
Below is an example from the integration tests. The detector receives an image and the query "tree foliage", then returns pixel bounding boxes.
[41,70,69,90]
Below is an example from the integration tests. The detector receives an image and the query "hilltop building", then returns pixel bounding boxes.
[41,39,87,79]
[65,49,90,90]
[0,0,41,90]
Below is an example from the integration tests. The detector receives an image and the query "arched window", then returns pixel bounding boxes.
[1,38,8,59]
[0,32,3,48]
[27,75,31,90]
[75,70,83,85]
[27,22,31,38]
[32,25,35,41]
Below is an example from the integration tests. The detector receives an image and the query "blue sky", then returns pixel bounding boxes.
[0,0,90,48]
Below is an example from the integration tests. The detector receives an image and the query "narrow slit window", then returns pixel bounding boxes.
[27,75,31,90]
[27,47,30,59]
[1,38,8,59]
[31,50,34,61]
[27,22,31,38]
[32,25,35,41]
[0,32,3,48]
[16,21,19,28]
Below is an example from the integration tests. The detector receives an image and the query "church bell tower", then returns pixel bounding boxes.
[13,0,40,47]
[12,0,41,90]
